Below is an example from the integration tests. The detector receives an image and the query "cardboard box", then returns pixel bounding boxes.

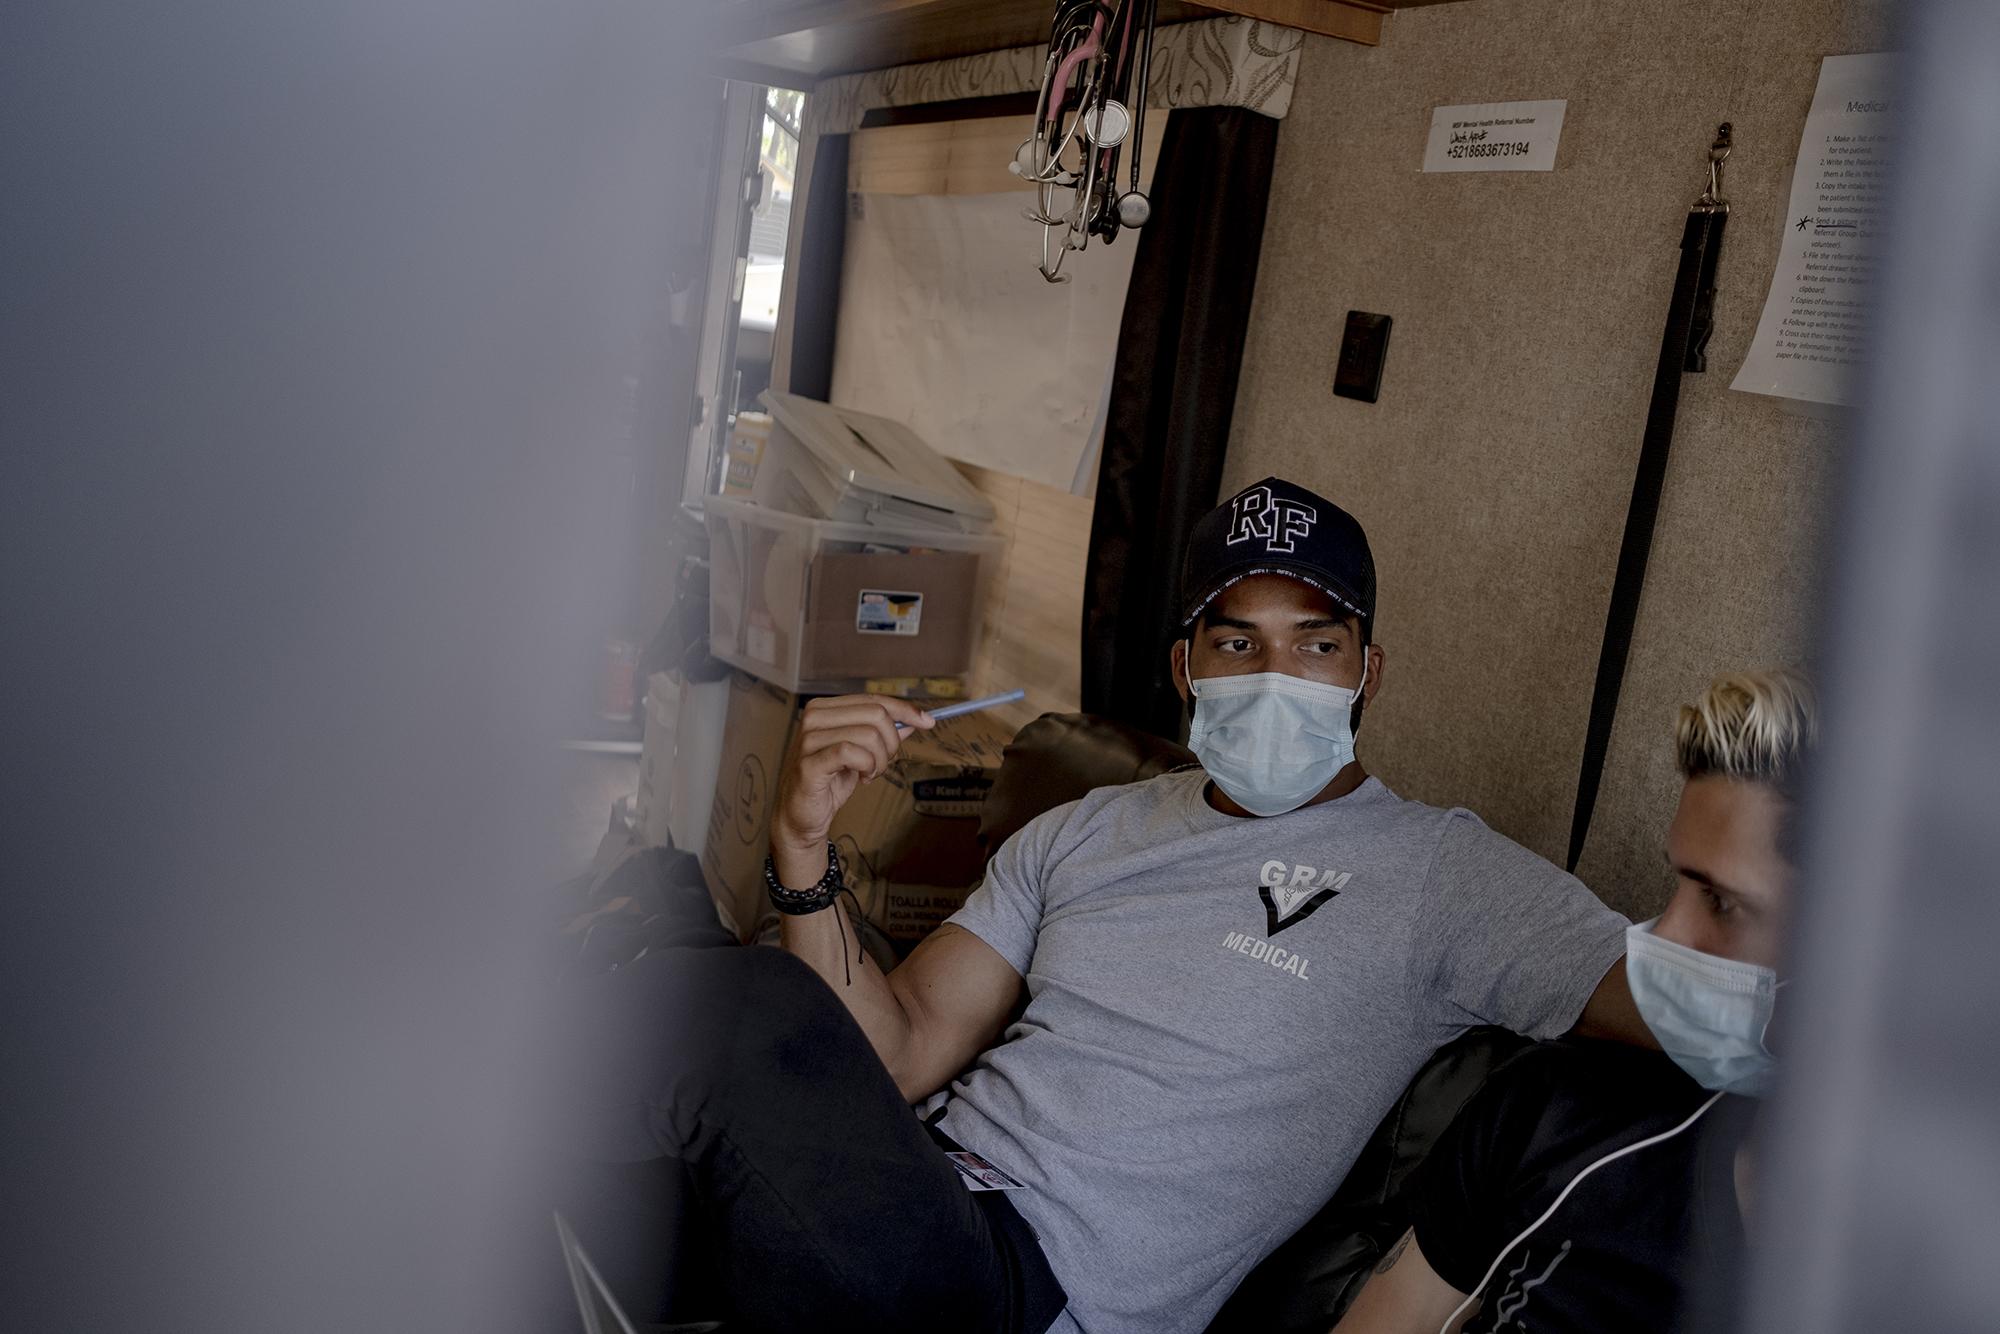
[698,676,1016,948]
[699,672,802,939]
[832,711,1015,949]
[803,548,983,682]
[858,881,992,952]
[705,495,1002,693]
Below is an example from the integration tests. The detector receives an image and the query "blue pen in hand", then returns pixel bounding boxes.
[895,688,1026,731]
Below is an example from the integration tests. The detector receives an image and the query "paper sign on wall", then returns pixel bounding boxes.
[1422,99,1567,173]
[1731,53,1896,407]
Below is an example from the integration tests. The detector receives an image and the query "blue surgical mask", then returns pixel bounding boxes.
[1184,655,1368,817]
[1625,918,1782,1097]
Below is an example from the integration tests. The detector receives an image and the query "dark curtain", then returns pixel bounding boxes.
[1081,106,1280,738]
[786,133,849,400]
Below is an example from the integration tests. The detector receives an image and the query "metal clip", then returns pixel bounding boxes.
[1694,122,1732,213]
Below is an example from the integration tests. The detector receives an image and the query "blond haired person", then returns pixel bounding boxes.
[1332,670,1815,1334]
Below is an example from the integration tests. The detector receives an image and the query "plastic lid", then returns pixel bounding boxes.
[759,391,997,523]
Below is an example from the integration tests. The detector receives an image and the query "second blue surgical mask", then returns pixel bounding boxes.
[1625,919,1782,1097]
[1185,656,1368,817]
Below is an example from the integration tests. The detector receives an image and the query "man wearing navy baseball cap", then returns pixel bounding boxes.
[549,477,1653,1334]
[1169,477,1381,817]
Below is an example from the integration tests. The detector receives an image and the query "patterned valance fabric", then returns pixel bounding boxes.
[803,16,1304,138]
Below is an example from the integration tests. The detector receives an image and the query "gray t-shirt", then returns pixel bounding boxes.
[927,770,1628,1334]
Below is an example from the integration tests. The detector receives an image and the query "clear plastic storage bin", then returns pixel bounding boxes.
[704,495,1005,694]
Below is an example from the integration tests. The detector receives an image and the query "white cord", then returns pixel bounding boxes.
[1435,1089,1726,1334]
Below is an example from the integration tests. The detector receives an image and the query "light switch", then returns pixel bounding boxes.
[1333,311,1392,404]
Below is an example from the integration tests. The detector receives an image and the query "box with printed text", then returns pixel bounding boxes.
[832,710,1016,950]
[705,495,1003,694]
[699,672,802,939]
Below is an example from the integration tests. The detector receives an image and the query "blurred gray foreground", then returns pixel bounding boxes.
[8,0,2000,1331]
[1739,1,2000,1331]
[1,3,719,1328]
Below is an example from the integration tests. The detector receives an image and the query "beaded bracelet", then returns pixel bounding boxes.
[764,841,845,916]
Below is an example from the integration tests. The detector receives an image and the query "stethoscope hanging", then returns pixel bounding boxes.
[1010,0,1162,282]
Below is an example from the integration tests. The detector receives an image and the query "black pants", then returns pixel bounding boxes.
[544,941,1067,1334]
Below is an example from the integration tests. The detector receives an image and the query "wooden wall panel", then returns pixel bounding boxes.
[849,116,1031,195]
[849,115,1165,197]
[956,462,1093,732]
[1227,0,1892,918]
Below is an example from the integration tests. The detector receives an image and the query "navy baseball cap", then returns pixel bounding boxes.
[1179,477,1376,627]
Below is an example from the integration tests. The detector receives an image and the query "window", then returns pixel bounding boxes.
[737,87,804,412]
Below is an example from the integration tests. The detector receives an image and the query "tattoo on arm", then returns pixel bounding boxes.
[1374,1229,1413,1276]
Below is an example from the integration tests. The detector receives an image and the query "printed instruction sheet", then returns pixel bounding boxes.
[1731,53,1897,406]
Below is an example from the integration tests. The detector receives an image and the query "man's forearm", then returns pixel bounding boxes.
[772,842,919,1084]
[763,693,1006,1103]
[778,906,917,1066]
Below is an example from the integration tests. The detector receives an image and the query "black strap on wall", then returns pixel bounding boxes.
[1567,126,1732,872]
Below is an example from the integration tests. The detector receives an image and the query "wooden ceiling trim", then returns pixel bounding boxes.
[1187,1,1384,45]
[707,0,1402,83]
[719,0,958,49]
[710,56,819,92]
